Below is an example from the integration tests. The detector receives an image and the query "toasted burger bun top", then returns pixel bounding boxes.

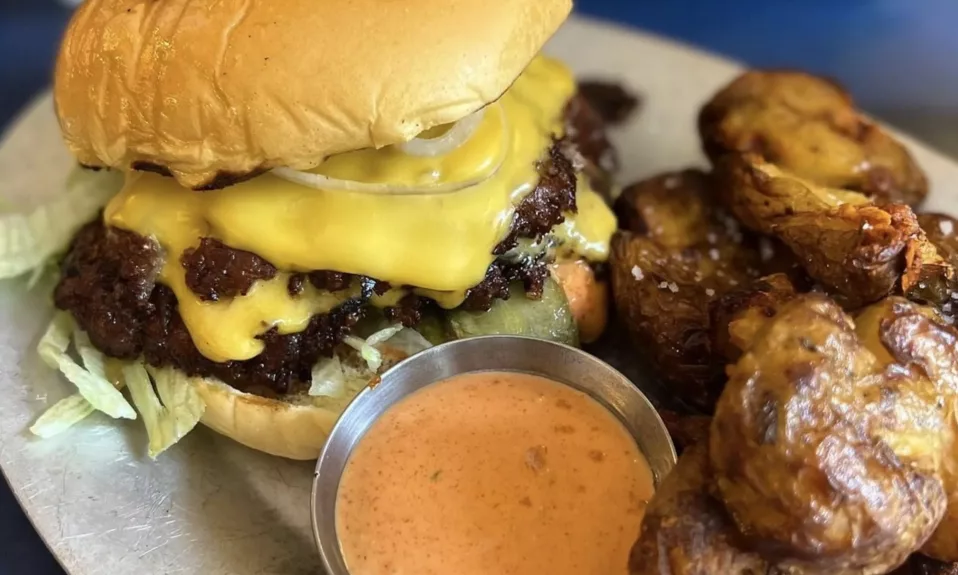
[54,0,572,189]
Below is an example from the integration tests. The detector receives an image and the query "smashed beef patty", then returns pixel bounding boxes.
[53,141,582,395]
[53,222,365,395]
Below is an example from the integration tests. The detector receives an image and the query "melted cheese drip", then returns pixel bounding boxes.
[104,56,616,362]
[557,175,617,262]
[181,275,360,361]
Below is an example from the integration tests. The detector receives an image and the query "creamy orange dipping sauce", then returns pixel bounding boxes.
[336,371,654,575]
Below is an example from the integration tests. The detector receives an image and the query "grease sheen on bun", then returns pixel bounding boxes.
[54,0,572,189]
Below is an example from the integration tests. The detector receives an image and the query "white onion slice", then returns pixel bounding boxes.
[271,166,491,195]
[399,109,485,157]
[272,105,507,195]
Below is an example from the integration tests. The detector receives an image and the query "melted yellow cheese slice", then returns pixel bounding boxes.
[104,56,616,362]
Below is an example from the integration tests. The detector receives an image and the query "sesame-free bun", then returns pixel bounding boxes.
[191,374,343,460]
[54,0,572,189]
[188,340,420,460]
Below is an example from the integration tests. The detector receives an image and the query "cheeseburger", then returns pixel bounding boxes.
[33,0,617,459]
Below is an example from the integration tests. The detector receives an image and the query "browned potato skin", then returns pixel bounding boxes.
[920,214,958,269]
[613,170,723,245]
[711,295,947,574]
[628,444,773,575]
[856,298,958,565]
[891,554,958,575]
[855,298,958,563]
[657,409,712,454]
[610,170,762,411]
[699,70,928,207]
[716,154,956,308]
[708,273,798,365]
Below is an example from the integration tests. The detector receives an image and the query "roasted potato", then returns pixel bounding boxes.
[610,169,763,411]
[855,298,958,563]
[708,272,799,365]
[577,80,641,126]
[891,554,958,575]
[565,91,619,197]
[915,213,958,311]
[716,154,957,308]
[711,295,947,574]
[657,409,711,454]
[921,213,958,270]
[628,444,771,575]
[700,70,928,206]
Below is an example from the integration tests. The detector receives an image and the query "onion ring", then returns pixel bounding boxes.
[398,109,485,157]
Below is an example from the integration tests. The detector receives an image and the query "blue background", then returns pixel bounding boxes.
[1,0,956,572]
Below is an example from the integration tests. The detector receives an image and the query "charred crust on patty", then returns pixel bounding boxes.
[129,161,268,191]
[307,270,353,292]
[287,273,306,296]
[495,142,577,255]
[181,238,277,301]
[193,167,269,191]
[54,220,362,394]
[142,285,365,395]
[461,259,549,311]
[384,294,424,327]
[130,161,174,178]
[54,221,161,358]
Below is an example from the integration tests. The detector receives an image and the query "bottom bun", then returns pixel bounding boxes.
[191,375,343,460]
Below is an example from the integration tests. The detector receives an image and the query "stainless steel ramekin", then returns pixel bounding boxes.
[311,335,676,574]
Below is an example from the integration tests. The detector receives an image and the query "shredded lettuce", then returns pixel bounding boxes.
[343,323,433,372]
[72,329,106,379]
[25,259,56,291]
[29,393,95,438]
[343,336,381,371]
[379,327,434,357]
[122,363,205,459]
[36,312,135,420]
[365,324,405,346]
[309,355,346,398]
[30,314,131,437]
[0,167,123,280]
[343,324,404,371]
[149,366,205,438]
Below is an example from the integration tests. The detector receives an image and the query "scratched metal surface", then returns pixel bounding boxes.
[1,15,958,575]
